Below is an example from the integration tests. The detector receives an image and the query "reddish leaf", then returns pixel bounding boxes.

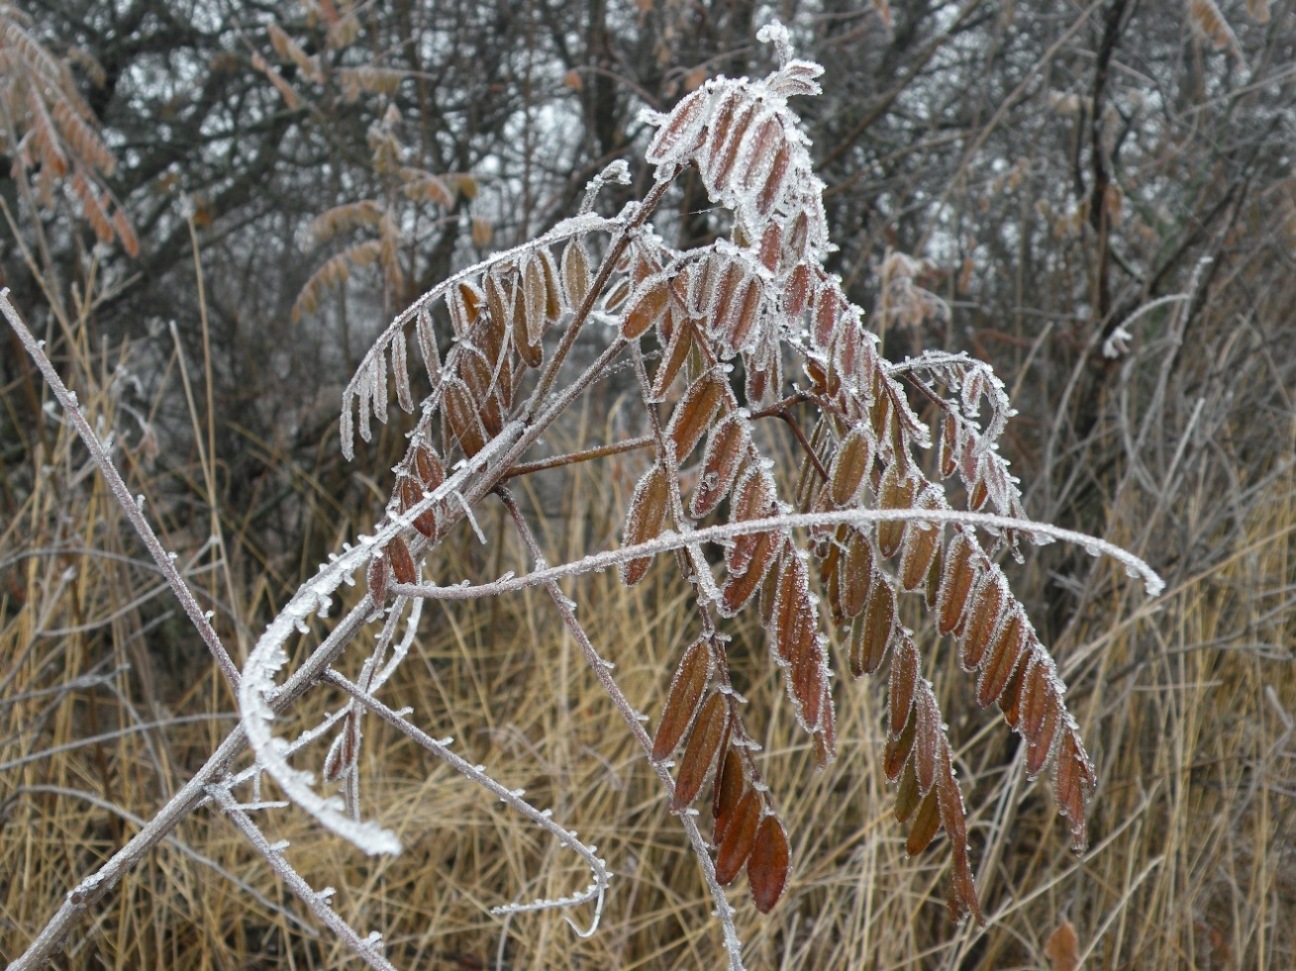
[623,278,670,339]
[413,445,444,493]
[672,692,727,810]
[720,530,777,616]
[1045,918,1080,971]
[913,690,941,796]
[712,745,745,843]
[960,573,1006,670]
[877,464,915,559]
[443,377,487,456]
[398,477,438,538]
[784,263,813,318]
[646,86,709,163]
[747,814,790,913]
[1055,730,1095,850]
[366,554,388,604]
[692,416,749,518]
[884,709,917,783]
[889,637,919,736]
[714,788,760,885]
[668,370,726,463]
[651,314,693,400]
[561,237,591,308]
[894,760,921,823]
[906,789,941,856]
[850,573,894,678]
[387,535,416,585]
[900,505,940,592]
[620,463,671,586]
[653,639,713,761]
[839,530,874,620]
[977,607,1025,707]
[828,428,871,507]
[757,143,790,217]
[938,532,978,636]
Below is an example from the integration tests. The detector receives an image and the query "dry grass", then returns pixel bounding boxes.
[3,295,1294,970]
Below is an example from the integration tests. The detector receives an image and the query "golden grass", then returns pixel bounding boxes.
[3,314,1295,970]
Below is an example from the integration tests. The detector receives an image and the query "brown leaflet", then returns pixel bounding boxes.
[744,335,782,406]
[667,370,726,463]
[937,532,979,636]
[960,572,1007,670]
[889,636,919,736]
[790,630,825,729]
[561,237,592,309]
[538,247,563,321]
[757,222,782,273]
[740,113,783,191]
[850,572,894,678]
[784,263,813,318]
[839,530,874,619]
[936,748,983,924]
[398,477,438,539]
[940,415,959,478]
[894,760,921,823]
[718,529,777,616]
[442,377,487,457]
[900,513,940,593]
[710,261,746,341]
[721,276,763,354]
[387,535,416,585]
[366,554,389,604]
[1024,685,1060,778]
[413,444,445,493]
[884,708,917,783]
[877,464,916,559]
[906,789,941,856]
[604,278,631,312]
[714,788,760,885]
[913,689,941,796]
[726,467,776,576]
[1055,729,1096,850]
[650,314,693,402]
[672,692,727,810]
[646,86,709,163]
[620,463,671,586]
[757,142,791,217]
[623,277,670,339]
[691,415,749,518]
[996,649,1032,731]
[713,100,758,191]
[812,290,841,349]
[322,713,360,783]
[828,427,871,507]
[519,253,545,346]
[712,745,745,844]
[652,639,714,761]
[747,814,790,913]
[702,88,742,176]
[977,606,1025,708]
